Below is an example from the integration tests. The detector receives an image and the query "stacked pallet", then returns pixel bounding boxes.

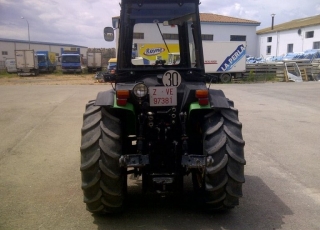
[242,60,320,82]
[244,63,284,82]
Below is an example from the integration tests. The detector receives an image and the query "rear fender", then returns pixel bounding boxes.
[208,89,230,109]
[188,89,230,122]
[95,90,136,134]
[188,89,229,112]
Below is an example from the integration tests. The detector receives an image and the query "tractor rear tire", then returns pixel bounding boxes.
[193,100,246,210]
[80,100,126,214]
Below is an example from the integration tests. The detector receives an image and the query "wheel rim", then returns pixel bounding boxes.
[220,74,231,83]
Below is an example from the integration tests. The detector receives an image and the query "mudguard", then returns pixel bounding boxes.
[208,89,230,109]
[95,90,115,106]
[94,89,136,134]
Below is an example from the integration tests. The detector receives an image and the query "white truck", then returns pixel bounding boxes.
[87,49,102,73]
[149,42,246,83]
[4,58,17,73]
[15,50,39,76]
[202,41,246,83]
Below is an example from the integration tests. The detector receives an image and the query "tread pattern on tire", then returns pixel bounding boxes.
[80,101,124,214]
[202,100,246,209]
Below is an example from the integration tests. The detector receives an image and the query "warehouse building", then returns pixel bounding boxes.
[257,14,320,58]
[0,38,87,62]
[112,13,261,57]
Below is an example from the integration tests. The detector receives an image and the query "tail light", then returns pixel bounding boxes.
[116,90,130,106]
[195,90,209,105]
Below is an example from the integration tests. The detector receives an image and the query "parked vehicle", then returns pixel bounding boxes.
[36,51,57,73]
[4,58,17,73]
[87,48,102,73]
[15,50,39,76]
[202,41,246,83]
[80,0,245,214]
[60,47,82,73]
[136,43,180,64]
[107,57,117,73]
[134,42,246,83]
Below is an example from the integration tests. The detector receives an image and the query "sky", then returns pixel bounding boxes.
[0,0,320,48]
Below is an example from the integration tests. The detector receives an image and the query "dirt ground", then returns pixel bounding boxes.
[0,73,108,85]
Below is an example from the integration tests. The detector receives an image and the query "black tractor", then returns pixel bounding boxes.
[80,0,245,214]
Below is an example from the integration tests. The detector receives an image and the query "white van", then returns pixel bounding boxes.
[5,59,17,73]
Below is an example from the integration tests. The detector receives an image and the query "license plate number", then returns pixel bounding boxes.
[149,87,177,106]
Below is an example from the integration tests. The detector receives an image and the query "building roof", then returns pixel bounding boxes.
[112,13,261,26]
[200,13,260,25]
[0,38,87,48]
[257,14,320,34]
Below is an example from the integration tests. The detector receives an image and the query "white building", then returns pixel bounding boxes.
[257,14,320,58]
[113,13,261,57]
[0,38,87,62]
[199,13,260,56]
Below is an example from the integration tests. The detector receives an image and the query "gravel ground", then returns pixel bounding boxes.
[0,73,107,85]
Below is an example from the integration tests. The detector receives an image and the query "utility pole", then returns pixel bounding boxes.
[21,16,30,49]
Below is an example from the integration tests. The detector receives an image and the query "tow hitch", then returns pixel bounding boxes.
[119,154,149,167]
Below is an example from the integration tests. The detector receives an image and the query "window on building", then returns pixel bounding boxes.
[163,33,179,40]
[287,44,293,53]
[305,31,314,38]
[201,34,214,41]
[267,37,272,42]
[313,42,320,49]
[230,35,246,41]
[266,46,271,55]
[133,33,144,39]
[2,51,8,55]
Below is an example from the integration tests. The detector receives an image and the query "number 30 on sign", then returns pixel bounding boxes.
[162,70,182,87]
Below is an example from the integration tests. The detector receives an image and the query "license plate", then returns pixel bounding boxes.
[149,86,177,106]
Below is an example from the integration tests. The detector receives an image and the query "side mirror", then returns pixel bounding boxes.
[104,27,114,41]
[103,73,116,83]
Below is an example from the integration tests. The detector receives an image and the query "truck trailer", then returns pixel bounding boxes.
[36,51,57,73]
[134,42,246,83]
[15,50,39,76]
[87,48,102,73]
[60,48,82,74]
[4,58,17,73]
[203,41,246,83]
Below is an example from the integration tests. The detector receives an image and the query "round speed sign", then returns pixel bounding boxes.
[162,70,182,87]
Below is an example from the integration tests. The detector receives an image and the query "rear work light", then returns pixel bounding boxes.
[116,90,130,106]
[195,90,209,105]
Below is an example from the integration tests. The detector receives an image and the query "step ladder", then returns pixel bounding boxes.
[284,62,303,82]
[300,68,308,81]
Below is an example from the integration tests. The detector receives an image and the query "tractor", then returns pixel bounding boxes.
[80,0,246,214]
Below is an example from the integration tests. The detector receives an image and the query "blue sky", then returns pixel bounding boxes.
[0,0,319,48]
